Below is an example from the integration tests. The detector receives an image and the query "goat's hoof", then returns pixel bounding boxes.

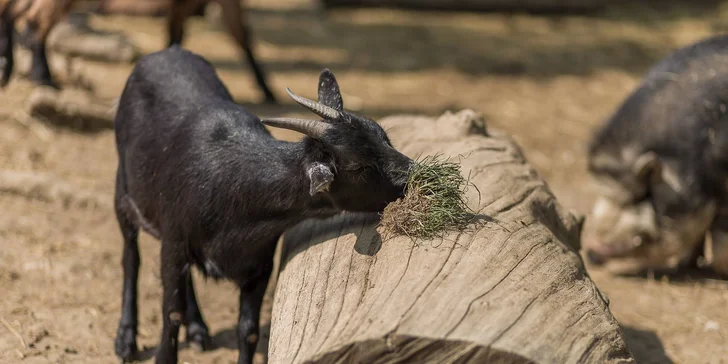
[114,327,138,362]
[187,329,211,352]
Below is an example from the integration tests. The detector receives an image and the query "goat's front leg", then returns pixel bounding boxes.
[184,273,211,351]
[114,185,142,362]
[155,241,188,364]
[236,259,274,364]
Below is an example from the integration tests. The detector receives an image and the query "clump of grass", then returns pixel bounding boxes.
[380,155,477,240]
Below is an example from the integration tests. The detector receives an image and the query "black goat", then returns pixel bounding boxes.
[112,46,412,364]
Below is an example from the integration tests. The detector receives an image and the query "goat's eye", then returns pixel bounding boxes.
[344,163,366,172]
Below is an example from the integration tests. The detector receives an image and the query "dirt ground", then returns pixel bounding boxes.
[2,0,728,363]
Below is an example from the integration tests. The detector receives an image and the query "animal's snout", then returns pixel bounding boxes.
[583,235,610,266]
[390,159,412,199]
[586,249,607,266]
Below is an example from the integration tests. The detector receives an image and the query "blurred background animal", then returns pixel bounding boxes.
[0,0,276,103]
[584,34,728,277]
[0,0,74,88]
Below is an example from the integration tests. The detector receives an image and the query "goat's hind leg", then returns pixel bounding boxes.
[113,175,142,362]
[184,273,211,351]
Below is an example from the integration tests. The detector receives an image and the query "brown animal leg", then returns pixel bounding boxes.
[26,29,57,88]
[218,0,277,104]
[167,0,205,46]
[0,8,14,87]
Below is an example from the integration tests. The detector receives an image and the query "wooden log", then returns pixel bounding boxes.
[319,0,623,12]
[269,110,635,364]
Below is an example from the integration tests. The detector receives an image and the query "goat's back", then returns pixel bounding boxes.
[114,45,265,152]
[113,46,275,232]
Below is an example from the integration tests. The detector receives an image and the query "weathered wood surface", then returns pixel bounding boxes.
[269,110,634,364]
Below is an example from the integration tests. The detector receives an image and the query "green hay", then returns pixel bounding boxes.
[381,155,477,240]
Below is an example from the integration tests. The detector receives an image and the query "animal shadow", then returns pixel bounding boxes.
[621,325,674,364]
[280,212,383,270]
[133,322,271,362]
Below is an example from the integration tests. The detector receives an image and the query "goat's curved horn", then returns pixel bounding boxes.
[261,117,330,139]
[286,88,341,120]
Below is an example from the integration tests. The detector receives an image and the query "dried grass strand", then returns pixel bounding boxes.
[380,155,476,240]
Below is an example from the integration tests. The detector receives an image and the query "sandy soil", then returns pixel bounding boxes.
[1,0,727,363]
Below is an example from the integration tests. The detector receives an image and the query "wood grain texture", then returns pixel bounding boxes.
[270,110,635,364]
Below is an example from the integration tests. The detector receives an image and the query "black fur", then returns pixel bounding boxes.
[112,46,411,364]
[588,34,728,225]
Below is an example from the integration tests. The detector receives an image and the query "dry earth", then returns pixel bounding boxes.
[1,0,727,363]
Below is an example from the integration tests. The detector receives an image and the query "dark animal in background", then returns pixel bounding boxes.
[0,0,74,88]
[112,46,412,364]
[0,0,277,103]
[98,0,277,103]
[584,34,728,277]
[168,0,276,103]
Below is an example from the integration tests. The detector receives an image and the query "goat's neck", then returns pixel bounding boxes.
[275,137,340,219]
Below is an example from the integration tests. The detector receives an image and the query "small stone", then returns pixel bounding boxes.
[705,320,720,331]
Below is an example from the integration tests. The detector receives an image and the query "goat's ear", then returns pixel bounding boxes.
[633,151,661,182]
[306,162,335,196]
[317,69,343,111]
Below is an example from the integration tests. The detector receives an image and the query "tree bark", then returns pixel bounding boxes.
[269,110,635,364]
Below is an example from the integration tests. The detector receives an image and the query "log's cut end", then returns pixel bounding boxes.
[270,110,634,364]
